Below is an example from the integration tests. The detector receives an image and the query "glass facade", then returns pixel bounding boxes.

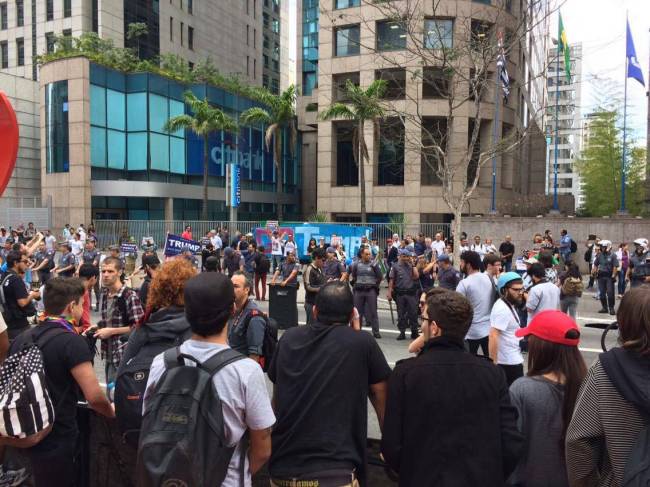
[335,0,359,8]
[124,0,160,60]
[87,63,299,192]
[377,21,406,51]
[301,0,318,95]
[45,81,69,173]
[424,19,453,49]
[335,25,360,57]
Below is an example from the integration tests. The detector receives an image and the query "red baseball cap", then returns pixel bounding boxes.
[515,310,581,346]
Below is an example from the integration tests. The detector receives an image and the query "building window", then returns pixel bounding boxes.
[246,24,249,46]
[422,67,450,98]
[246,55,250,76]
[270,77,278,93]
[375,68,406,100]
[253,28,256,49]
[272,18,279,33]
[263,11,268,28]
[303,71,317,96]
[63,28,72,37]
[92,0,98,32]
[45,32,55,53]
[377,119,405,186]
[16,0,23,27]
[0,41,7,69]
[263,34,269,49]
[180,21,184,46]
[46,0,53,21]
[377,20,406,51]
[253,58,256,79]
[472,0,490,3]
[334,24,360,56]
[63,0,71,17]
[263,74,269,88]
[335,0,359,9]
[332,72,359,101]
[45,81,70,173]
[124,0,160,59]
[469,68,491,101]
[424,19,453,49]
[253,0,256,18]
[179,0,183,9]
[421,118,446,185]
[470,19,492,50]
[188,0,192,14]
[335,122,358,186]
[0,3,6,30]
[188,26,193,50]
[16,37,24,66]
[263,54,268,68]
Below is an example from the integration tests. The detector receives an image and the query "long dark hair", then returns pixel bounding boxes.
[527,333,587,446]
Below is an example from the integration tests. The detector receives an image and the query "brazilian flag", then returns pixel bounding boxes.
[558,13,571,82]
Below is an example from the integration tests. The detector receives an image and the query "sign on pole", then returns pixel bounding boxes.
[229,163,241,208]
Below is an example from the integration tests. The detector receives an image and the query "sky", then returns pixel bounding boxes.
[559,0,649,147]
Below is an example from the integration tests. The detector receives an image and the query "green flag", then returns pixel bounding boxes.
[558,13,571,82]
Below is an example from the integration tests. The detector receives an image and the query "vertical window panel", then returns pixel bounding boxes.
[106,89,126,130]
[91,127,107,167]
[127,93,147,131]
[107,130,126,169]
[150,133,169,171]
[90,85,106,126]
[149,93,169,133]
[127,133,148,170]
[170,137,186,173]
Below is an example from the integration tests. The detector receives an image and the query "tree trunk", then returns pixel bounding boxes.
[275,140,284,222]
[359,120,367,224]
[452,210,462,269]
[202,134,209,221]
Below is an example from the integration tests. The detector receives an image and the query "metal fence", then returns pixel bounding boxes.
[93,220,451,249]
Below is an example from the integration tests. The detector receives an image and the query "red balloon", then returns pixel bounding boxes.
[0,91,19,197]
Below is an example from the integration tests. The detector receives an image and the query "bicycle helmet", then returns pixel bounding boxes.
[497,272,523,292]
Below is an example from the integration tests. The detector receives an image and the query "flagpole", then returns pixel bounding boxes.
[619,14,629,214]
[490,59,501,215]
[552,37,560,213]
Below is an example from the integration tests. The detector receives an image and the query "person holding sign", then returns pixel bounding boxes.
[268,230,286,273]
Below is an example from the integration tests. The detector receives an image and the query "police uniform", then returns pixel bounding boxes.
[351,260,383,336]
[34,249,55,285]
[323,257,345,281]
[595,250,619,313]
[389,252,419,338]
[437,266,461,290]
[628,250,650,288]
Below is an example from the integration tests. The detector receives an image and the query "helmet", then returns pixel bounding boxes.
[634,238,648,248]
[599,240,612,251]
[497,272,523,292]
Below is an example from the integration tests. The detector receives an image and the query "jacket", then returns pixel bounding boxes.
[118,306,192,375]
[566,349,650,487]
[381,336,523,487]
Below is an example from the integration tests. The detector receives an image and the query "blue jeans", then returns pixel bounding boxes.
[618,269,627,295]
[504,261,512,272]
[272,254,283,273]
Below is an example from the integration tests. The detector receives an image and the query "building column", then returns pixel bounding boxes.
[164,197,173,221]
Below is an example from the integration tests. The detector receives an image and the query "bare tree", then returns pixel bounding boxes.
[321,0,555,262]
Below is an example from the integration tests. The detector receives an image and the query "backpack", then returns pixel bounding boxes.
[136,347,248,487]
[0,326,69,448]
[0,273,12,315]
[241,309,278,372]
[621,412,650,487]
[114,322,191,447]
[561,277,583,297]
[570,239,578,253]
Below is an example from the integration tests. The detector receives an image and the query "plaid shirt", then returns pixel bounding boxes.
[99,285,144,369]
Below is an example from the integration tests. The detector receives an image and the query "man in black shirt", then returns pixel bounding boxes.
[268,281,391,486]
[5,278,114,487]
[1,251,40,339]
[138,254,160,309]
[499,235,516,272]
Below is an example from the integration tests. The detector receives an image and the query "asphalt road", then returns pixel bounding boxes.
[89,283,618,440]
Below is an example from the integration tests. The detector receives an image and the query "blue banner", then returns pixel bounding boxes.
[230,163,241,208]
[120,243,138,254]
[254,223,371,260]
[164,233,202,256]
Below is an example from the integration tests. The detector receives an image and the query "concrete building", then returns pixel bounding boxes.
[297,0,552,223]
[39,57,301,228]
[544,42,583,209]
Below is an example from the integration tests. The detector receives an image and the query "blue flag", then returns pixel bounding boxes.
[626,19,645,88]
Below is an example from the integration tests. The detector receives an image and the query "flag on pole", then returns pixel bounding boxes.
[626,19,645,88]
[496,32,510,102]
[558,13,571,82]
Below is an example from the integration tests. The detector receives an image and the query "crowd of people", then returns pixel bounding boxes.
[0,221,648,487]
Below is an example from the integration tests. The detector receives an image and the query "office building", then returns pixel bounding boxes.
[544,42,583,209]
[297,0,554,222]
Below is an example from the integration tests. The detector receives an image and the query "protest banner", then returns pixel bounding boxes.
[164,233,202,257]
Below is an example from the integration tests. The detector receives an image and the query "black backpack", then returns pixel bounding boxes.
[622,411,650,486]
[114,321,191,447]
[570,239,578,253]
[241,309,278,372]
[137,347,247,487]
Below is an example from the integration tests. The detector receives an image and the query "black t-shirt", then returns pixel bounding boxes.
[254,253,270,274]
[9,323,93,450]
[499,242,515,262]
[2,271,30,329]
[268,322,391,484]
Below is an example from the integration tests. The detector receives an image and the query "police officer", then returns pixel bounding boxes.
[324,247,348,281]
[350,247,383,339]
[436,254,461,290]
[592,239,618,315]
[627,238,650,288]
[388,248,419,341]
[81,238,101,310]
[32,240,55,286]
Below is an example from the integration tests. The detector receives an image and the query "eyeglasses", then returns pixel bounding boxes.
[510,287,525,293]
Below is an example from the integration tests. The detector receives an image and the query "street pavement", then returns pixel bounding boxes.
[89,281,619,440]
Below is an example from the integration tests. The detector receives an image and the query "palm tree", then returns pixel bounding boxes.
[240,85,297,222]
[318,79,386,223]
[165,91,238,221]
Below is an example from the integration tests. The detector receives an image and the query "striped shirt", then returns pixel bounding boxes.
[566,359,648,487]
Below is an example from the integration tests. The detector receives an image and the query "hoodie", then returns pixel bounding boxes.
[601,347,650,417]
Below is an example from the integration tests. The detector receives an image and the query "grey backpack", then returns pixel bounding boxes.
[136,347,248,487]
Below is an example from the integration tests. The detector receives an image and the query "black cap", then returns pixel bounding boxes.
[184,273,234,327]
[141,254,160,268]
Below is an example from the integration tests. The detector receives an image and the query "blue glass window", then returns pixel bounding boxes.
[45,81,69,173]
[107,130,126,169]
[168,99,185,137]
[150,133,169,171]
[149,93,169,133]
[170,137,185,174]
[424,19,453,49]
[91,127,106,167]
[127,93,147,131]
[127,133,148,170]
[335,25,360,56]
[106,89,125,130]
[335,0,359,8]
[377,21,407,51]
[90,85,106,126]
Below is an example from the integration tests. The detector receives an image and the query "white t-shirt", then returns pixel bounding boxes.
[490,299,523,365]
[456,272,495,340]
[471,243,487,258]
[0,313,7,334]
[145,340,276,487]
[45,235,57,252]
[211,235,223,250]
[284,240,296,256]
[527,282,561,324]
[431,240,446,257]
[271,237,283,256]
[70,240,84,260]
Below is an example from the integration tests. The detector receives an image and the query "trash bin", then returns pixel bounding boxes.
[268,284,298,329]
